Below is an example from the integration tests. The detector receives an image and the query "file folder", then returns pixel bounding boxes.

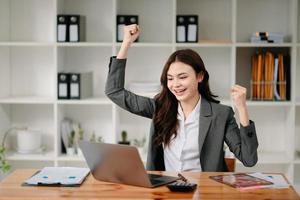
[57,15,68,42]
[23,167,90,187]
[57,73,70,99]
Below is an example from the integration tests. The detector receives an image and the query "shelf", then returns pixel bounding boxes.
[0,96,54,104]
[236,43,293,47]
[57,154,85,162]
[116,42,173,47]
[6,150,55,161]
[246,101,293,107]
[0,42,55,47]
[236,0,293,43]
[57,98,112,105]
[176,41,232,47]
[177,0,232,42]
[56,42,113,47]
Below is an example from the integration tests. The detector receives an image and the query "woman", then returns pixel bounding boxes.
[105,24,258,172]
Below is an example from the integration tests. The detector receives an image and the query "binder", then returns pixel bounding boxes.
[176,15,198,43]
[187,15,198,42]
[69,72,93,99]
[57,15,68,42]
[116,15,139,42]
[69,15,80,42]
[176,16,186,42]
[57,73,70,99]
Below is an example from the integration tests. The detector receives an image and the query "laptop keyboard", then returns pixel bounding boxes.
[148,174,164,185]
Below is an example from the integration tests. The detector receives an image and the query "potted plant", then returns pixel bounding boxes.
[67,130,76,155]
[76,124,84,156]
[118,130,130,145]
[89,131,104,143]
[0,128,14,173]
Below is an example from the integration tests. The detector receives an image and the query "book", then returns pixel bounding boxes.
[209,173,274,189]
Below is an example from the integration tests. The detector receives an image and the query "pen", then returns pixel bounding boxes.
[178,173,188,182]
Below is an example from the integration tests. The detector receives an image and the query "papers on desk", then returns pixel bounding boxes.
[24,167,90,186]
[248,173,290,189]
[209,172,290,190]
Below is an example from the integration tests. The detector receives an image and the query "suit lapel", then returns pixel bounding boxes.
[198,97,212,166]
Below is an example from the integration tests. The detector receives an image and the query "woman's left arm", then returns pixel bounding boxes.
[225,85,258,167]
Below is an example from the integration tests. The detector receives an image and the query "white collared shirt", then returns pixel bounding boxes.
[164,97,202,172]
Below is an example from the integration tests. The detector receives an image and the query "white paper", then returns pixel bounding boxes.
[59,83,67,97]
[69,25,79,41]
[25,167,90,185]
[58,24,66,41]
[249,172,290,189]
[70,83,79,97]
[273,58,280,100]
[188,24,197,42]
[177,26,186,42]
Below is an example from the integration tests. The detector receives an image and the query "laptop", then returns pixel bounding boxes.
[78,140,179,188]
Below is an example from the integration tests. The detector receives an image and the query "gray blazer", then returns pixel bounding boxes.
[105,57,258,172]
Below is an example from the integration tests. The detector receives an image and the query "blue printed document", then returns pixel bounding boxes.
[24,167,90,186]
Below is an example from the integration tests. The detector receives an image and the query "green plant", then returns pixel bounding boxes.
[0,128,12,173]
[89,131,96,142]
[97,136,104,143]
[68,130,76,148]
[133,137,146,148]
[121,130,128,142]
[89,132,104,143]
[78,125,84,140]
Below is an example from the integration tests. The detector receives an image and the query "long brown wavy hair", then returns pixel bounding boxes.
[153,49,219,147]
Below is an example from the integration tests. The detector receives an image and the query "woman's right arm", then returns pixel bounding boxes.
[117,24,139,59]
[105,24,156,119]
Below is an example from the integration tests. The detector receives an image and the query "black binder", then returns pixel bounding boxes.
[176,16,186,42]
[187,15,198,42]
[69,15,80,42]
[57,73,70,99]
[69,73,80,99]
[116,15,139,42]
[57,15,68,42]
[176,15,198,43]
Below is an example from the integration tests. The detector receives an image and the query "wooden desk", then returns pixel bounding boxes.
[0,169,299,200]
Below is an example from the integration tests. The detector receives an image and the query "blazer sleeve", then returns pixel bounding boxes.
[105,56,156,119]
[224,107,258,167]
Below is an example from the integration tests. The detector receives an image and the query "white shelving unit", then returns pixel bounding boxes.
[0,0,299,194]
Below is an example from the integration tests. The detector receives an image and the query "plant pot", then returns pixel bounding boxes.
[66,147,75,155]
[118,141,130,145]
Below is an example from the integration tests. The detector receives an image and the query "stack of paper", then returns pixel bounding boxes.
[249,172,290,189]
[128,82,161,96]
[24,167,90,186]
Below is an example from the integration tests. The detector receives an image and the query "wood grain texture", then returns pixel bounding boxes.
[0,169,299,200]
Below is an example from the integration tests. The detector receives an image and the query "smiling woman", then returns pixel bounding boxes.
[105,24,259,172]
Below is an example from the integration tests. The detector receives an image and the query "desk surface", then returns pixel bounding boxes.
[0,169,299,200]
